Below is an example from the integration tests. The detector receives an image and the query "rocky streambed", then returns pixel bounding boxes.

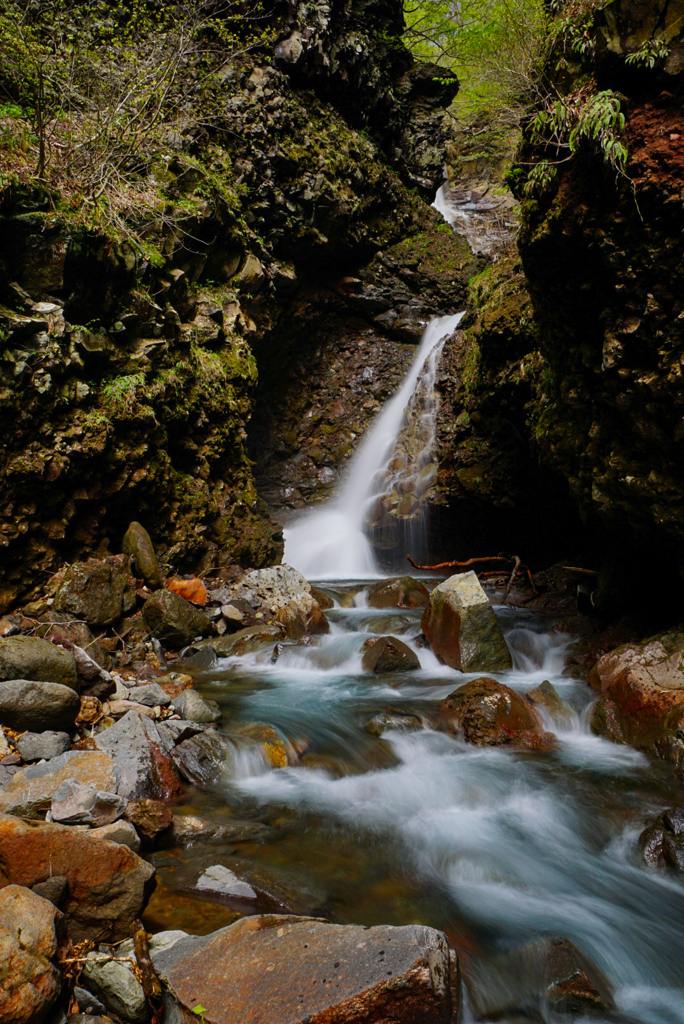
[1,533,684,1024]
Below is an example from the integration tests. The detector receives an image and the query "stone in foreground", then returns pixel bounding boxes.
[81,951,148,1024]
[153,915,456,1024]
[361,636,420,673]
[0,885,62,1024]
[0,750,118,818]
[0,635,78,688]
[439,678,552,750]
[0,679,80,732]
[421,571,512,672]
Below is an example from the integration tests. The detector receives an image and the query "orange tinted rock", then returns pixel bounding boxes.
[0,885,62,1024]
[0,750,118,818]
[422,572,511,672]
[125,798,173,843]
[368,576,429,609]
[439,677,553,750]
[152,915,456,1024]
[168,577,208,606]
[0,813,155,941]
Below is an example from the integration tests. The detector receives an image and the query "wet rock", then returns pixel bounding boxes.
[157,719,204,745]
[32,875,68,908]
[311,587,334,610]
[0,635,78,689]
[16,730,71,762]
[142,589,212,648]
[0,751,118,818]
[192,624,283,657]
[95,711,183,801]
[222,565,329,639]
[170,729,229,786]
[152,915,456,1024]
[367,576,429,609]
[125,798,173,843]
[590,632,684,768]
[154,672,195,700]
[439,678,552,750]
[123,521,162,588]
[168,577,207,605]
[0,884,62,1024]
[229,721,296,768]
[639,806,684,872]
[89,820,141,852]
[196,864,259,901]
[81,950,148,1024]
[54,556,135,627]
[51,779,126,827]
[361,635,420,673]
[422,571,512,672]
[365,709,424,736]
[126,683,171,707]
[170,814,272,845]
[169,688,221,723]
[0,812,156,941]
[526,680,574,726]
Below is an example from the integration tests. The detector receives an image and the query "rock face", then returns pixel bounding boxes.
[53,556,135,626]
[439,677,552,750]
[222,565,329,640]
[0,679,80,733]
[94,710,183,800]
[0,885,62,1024]
[421,572,512,672]
[361,636,420,673]
[0,750,119,817]
[122,521,163,588]
[142,589,212,648]
[0,635,78,688]
[153,915,456,1024]
[0,813,155,941]
[590,632,684,768]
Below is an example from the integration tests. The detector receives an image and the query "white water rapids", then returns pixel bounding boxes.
[284,313,464,579]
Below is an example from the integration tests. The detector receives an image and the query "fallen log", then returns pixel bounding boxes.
[407,553,538,603]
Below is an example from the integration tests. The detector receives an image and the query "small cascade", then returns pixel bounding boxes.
[284,313,463,579]
[433,182,517,256]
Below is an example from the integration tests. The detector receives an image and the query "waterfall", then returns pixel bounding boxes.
[284,313,464,579]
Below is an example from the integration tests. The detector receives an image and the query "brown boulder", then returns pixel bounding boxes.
[639,806,684,871]
[0,635,78,689]
[367,576,429,609]
[125,798,173,843]
[0,813,156,941]
[142,589,212,648]
[361,636,420,673]
[0,885,62,1024]
[123,521,163,588]
[152,915,456,1024]
[53,556,135,627]
[421,572,512,672]
[439,677,553,750]
[590,632,684,767]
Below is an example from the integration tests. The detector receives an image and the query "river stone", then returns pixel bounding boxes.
[126,682,171,707]
[152,915,456,1024]
[142,589,211,648]
[90,820,141,852]
[16,730,71,762]
[367,576,429,609]
[74,987,107,1016]
[0,678,82,732]
[222,565,329,639]
[0,635,78,689]
[170,814,272,845]
[361,636,420,673]
[157,720,204,745]
[51,778,126,827]
[439,677,553,750]
[36,617,111,671]
[0,812,156,942]
[365,710,424,736]
[54,556,135,627]
[123,521,163,588]
[421,571,512,672]
[527,680,574,725]
[0,750,118,818]
[125,798,173,843]
[639,805,684,871]
[170,729,229,786]
[169,688,221,723]
[81,950,148,1024]
[191,624,283,657]
[0,884,62,1024]
[196,865,258,900]
[94,711,182,801]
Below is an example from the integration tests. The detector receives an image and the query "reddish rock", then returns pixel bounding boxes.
[0,813,155,942]
[0,885,62,1024]
[95,710,183,800]
[152,915,456,1024]
[421,572,511,672]
[361,636,420,673]
[168,577,208,605]
[439,677,553,750]
[125,798,173,843]
[590,632,684,767]
[367,576,429,609]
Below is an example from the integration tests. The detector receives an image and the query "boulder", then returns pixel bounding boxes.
[196,865,259,901]
[590,632,684,768]
[89,820,141,852]
[124,798,173,843]
[126,683,171,707]
[361,636,420,673]
[169,688,221,723]
[152,915,456,1024]
[32,876,68,908]
[526,680,574,725]
[229,721,296,768]
[421,571,512,672]
[0,813,156,941]
[170,729,229,786]
[157,719,204,745]
[0,885,62,1024]
[0,636,78,689]
[142,589,212,648]
[36,617,111,670]
[0,751,118,818]
[365,710,424,736]
[54,556,135,627]
[639,806,684,871]
[367,576,429,609]
[16,730,71,762]
[170,815,272,845]
[222,565,329,639]
[439,677,553,750]
[81,951,148,1024]
[191,624,283,658]
[94,711,183,800]
[122,521,163,589]
[51,779,126,827]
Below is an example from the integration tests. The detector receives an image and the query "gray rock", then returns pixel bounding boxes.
[0,679,81,731]
[81,951,149,1023]
[422,571,512,672]
[157,720,204,745]
[74,987,107,1015]
[17,730,71,762]
[0,750,119,818]
[89,820,141,852]
[123,521,163,588]
[190,624,283,657]
[142,589,211,648]
[119,930,188,959]
[0,635,78,689]
[365,710,424,736]
[171,814,272,845]
[196,865,258,900]
[170,730,228,786]
[126,683,170,707]
[32,875,68,908]
[169,689,221,724]
[51,778,127,827]
[54,556,135,627]
[94,710,181,800]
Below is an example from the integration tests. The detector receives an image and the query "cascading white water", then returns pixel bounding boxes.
[284,313,464,579]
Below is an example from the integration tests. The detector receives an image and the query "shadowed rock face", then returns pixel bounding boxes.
[153,915,457,1024]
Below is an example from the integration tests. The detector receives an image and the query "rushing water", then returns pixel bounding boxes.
[149,589,684,1024]
[283,314,464,579]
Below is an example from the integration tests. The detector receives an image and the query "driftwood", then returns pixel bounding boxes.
[407,553,538,604]
[134,920,165,1023]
